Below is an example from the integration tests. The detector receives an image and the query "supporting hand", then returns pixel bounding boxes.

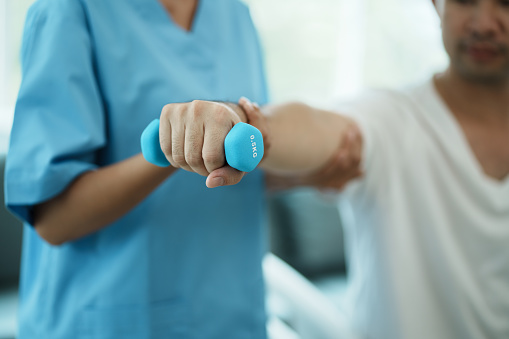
[239,97,362,192]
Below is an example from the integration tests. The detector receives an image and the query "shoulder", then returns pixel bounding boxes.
[336,88,416,120]
[222,0,250,12]
[336,87,424,163]
[25,0,87,22]
[209,0,258,40]
[213,0,253,21]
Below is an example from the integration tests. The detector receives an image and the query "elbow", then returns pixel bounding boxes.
[33,202,73,246]
[34,222,70,246]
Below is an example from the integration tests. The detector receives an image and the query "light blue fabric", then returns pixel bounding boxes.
[5,0,269,338]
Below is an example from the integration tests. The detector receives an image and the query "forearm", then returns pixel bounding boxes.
[33,153,176,245]
[261,102,356,174]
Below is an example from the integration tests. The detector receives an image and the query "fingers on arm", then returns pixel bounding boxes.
[324,124,364,189]
[301,123,363,191]
[238,97,271,156]
[348,124,363,172]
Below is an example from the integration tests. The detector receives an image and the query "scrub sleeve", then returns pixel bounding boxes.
[5,0,106,224]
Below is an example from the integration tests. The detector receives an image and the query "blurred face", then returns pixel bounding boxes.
[436,0,509,84]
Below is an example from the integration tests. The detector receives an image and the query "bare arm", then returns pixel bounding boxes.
[33,153,176,246]
[33,101,249,246]
[239,99,362,175]
[154,99,362,189]
[265,126,363,192]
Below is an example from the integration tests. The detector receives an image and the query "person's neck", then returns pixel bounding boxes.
[434,68,509,125]
[159,0,198,31]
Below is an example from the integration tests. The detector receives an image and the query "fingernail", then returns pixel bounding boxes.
[210,177,225,187]
[253,102,259,108]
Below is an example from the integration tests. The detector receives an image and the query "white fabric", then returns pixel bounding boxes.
[337,79,509,339]
[264,253,359,339]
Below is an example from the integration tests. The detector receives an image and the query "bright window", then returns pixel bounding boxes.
[0,0,448,151]
[245,0,448,106]
[0,0,34,153]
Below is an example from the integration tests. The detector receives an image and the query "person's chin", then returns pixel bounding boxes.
[456,55,509,83]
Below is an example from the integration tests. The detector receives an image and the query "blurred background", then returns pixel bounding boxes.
[0,0,447,338]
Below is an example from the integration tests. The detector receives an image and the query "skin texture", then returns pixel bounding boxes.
[159,0,198,31]
[34,155,176,245]
[436,0,509,84]
[159,100,246,183]
[433,0,509,180]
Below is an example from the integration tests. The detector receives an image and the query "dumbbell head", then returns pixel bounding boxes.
[140,119,172,167]
[224,122,264,172]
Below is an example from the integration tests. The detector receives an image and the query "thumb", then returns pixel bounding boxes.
[206,166,246,188]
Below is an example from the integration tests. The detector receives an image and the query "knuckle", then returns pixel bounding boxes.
[202,152,221,164]
[191,100,208,117]
[203,152,223,169]
[176,106,187,119]
[160,142,172,157]
[185,152,203,167]
[191,99,203,107]
[213,108,230,124]
[172,153,186,166]
[190,102,204,119]
[161,104,172,117]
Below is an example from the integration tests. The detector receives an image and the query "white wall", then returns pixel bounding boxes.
[0,0,449,150]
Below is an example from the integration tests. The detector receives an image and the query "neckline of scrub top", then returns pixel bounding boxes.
[132,0,206,39]
[146,0,206,38]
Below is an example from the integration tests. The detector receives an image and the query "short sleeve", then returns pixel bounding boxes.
[335,90,415,197]
[5,0,106,224]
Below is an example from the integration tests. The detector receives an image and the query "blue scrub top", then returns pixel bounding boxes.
[5,0,269,338]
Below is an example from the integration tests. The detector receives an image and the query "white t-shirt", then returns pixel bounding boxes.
[338,78,509,339]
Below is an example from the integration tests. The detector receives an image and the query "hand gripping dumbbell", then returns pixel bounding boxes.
[141,119,264,172]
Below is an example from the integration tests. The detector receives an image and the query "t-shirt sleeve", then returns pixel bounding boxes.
[335,90,415,197]
[5,0,106,225]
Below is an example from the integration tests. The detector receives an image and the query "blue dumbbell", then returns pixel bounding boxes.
[141,119,264,172]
